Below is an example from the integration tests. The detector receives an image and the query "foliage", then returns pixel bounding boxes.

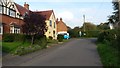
[2,41,22,53]
[48,36,53,40]
[57,34,64,42]
[14,45,41,56]
[81,22,97,31]
[2,34,48,55]
[68,26,80,38]
[35,35,47,49]
[22,11,47,45]
[97,29,120,67]
[84,30,100,37]
[97,30,117,43]
[97,23,110,30]
[3,34,14,42]
[97,43,120,68]
[108,0,119,28]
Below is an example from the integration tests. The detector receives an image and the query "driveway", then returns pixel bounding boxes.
[2,38,102,66]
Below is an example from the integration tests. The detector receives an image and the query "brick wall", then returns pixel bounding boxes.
[57,20,68,32]
[1,14,24,33]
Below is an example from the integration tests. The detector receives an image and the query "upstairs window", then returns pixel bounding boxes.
[9,10,15,17]
[50,20,52,27]
[0,5,2,14]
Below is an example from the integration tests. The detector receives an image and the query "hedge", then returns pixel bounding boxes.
[57,34,64,42]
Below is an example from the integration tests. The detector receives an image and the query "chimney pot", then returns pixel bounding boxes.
[24,2,29,10]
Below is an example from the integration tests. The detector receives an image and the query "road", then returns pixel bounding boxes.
[3,38,102,66]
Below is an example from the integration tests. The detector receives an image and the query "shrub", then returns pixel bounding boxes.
[35,35,47,49]
[85,30,100,37]
[97,30,117,43]
[48,36,53,40]
[14,34,25,42]
[57,34,64,42]
[3,34,14,42]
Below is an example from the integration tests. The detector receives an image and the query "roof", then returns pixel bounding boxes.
[15,3,29,16]
[34,10,53,20]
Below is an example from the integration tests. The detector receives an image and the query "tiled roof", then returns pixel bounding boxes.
[34,10,53,20]
[15,3,29,16]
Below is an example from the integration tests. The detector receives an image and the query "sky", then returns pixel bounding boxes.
[14,0,114,28]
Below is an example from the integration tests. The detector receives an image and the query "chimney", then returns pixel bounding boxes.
[60,18,62,21]
[24,2,29,10]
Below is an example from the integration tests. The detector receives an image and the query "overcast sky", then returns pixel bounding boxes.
[14,0,114,28]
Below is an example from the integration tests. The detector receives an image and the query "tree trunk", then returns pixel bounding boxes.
[31,35,34,45]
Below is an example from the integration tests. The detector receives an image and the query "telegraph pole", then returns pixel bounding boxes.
[83,15,86,36]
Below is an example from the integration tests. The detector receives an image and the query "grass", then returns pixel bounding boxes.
[2,39,71,55]
[2,41,31,53]
[97,43,120,68]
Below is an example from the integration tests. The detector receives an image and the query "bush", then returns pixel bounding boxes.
[57,34,64,42]
[48,36,53,40]
[85,30,100,37]
[97,30,117,43]
[3,34,15,42]
[35,35,47,49]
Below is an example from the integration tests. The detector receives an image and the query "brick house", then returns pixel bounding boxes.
[0,1,57,40]
[56,18,68,34]
[0,2,28,40]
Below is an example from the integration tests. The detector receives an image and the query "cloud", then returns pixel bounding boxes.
[57,11,74,21]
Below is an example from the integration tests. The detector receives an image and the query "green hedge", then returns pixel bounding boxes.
[3,34,25,42]
[97,29,120,67]
[57,34,64,42]
[85,30,100,37]
[97,30,118,44]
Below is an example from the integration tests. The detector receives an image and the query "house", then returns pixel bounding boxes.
[35,10,57,39]
[56,18,68,35]
[0,1,28,40]
[0,1,57,40]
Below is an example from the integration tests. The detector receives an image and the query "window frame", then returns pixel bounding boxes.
[0,5,2,14]
[50,20,52,27]
[9,9,16,17]
[0,25,3,35]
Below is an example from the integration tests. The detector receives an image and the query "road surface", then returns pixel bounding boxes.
[3,38,102,66]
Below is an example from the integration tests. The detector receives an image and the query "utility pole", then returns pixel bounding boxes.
[83,15,85,32]
[83,15,86,36]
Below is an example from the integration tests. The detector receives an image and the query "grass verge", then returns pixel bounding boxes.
[97,43,120,68]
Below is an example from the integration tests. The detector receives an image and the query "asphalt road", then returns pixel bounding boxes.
[3,38,102,66]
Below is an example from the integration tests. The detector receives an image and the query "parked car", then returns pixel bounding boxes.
[58,33,70,39]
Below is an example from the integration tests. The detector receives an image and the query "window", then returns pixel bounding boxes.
[0,24,3,35]
[0,5,2,14]
[10,26,20,34]
[50,20,52,27]
[7,8,9,15]
[9,10,15,17]
[54,22,56,28]
[53,31,55,38]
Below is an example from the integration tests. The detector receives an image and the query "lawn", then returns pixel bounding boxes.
[2,41,31,53]
[2,39,71,55]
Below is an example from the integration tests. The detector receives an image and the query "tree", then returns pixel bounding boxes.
[81,22,97,31]
[68,26,81,38]
[108,0,119,27]
[97,23,110,30]
[22,11,47,45]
